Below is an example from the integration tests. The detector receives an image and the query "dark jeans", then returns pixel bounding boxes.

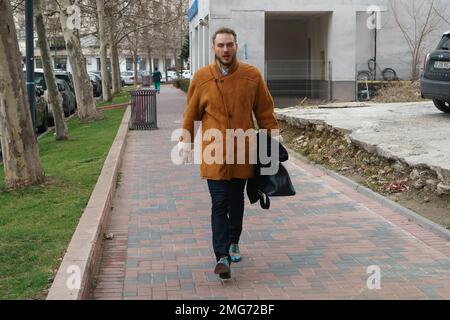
[207,178,247,263]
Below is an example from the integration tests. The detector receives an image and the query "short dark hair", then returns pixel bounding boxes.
[212,27,237,45]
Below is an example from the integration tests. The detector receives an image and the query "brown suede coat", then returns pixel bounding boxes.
[181,59,279,180]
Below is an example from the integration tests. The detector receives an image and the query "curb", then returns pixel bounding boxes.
[97,102,131,111]
[285,145,450,243]
[46,106,131,300]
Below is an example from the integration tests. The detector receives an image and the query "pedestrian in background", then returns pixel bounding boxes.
[152,67,162,93]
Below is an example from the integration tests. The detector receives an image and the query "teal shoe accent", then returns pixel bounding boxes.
[214,257,231,279]
[229,244,241,263]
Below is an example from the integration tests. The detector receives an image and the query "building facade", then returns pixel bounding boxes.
[188,0,448,101]
[17,32,176,76]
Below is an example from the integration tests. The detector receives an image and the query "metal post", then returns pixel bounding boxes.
[374,12,377,81]
[25,0,35,133]
[329,61,333,101]
[355,64,358,101]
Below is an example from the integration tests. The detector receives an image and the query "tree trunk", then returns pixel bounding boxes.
[58,0,101,122]
[147,46,153,87]
[112,43,121,92]
[34,0,69,140]
[0,0,44,189]
[96,0,111,102]
[133,50,138,86]
[109,24,119,94]
[147,47,152,72]
[164,54,168,82]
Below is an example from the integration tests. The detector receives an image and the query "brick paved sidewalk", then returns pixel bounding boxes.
[92,85,450,300]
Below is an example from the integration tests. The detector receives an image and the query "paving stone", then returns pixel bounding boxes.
[92,86,450,300]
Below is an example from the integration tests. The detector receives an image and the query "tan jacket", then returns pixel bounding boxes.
[181,59,278,180]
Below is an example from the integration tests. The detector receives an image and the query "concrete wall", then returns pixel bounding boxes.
[189,0,450,100]
[266,20,308,61]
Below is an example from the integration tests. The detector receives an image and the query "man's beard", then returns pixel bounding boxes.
[215,53,236,67]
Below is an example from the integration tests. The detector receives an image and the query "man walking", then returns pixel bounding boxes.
[152,67,162,93]
[178,27,279,279]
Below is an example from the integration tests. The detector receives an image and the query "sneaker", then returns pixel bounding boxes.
[229,244,241,263]
[214,257,231,279]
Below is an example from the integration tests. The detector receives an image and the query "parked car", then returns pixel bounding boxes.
[0,86,48,159]
[181,70,192,79]
[56,79,77,116]
[22,69,51,130]
[88,72,102,97]
[35,86,49,133]
[90,70,109,83]
[167,70,178,82]
[121,71,135,85]
[421,31,450,113]
[54,69,76,108]
[45,79,77,126]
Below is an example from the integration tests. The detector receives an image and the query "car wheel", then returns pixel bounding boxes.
[433,99,450,113]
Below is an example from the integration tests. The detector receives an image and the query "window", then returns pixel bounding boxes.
[139,57,147,71]
[126,58,132,71]
[49,37,66,50]
[35,57,43,69]
[54,57,67,70]
[438,35,450,50]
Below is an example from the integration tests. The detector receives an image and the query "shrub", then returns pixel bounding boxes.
[173,79,181,89]
[179,79,190,93]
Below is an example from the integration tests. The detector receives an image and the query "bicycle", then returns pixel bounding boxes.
[357,58,398,81]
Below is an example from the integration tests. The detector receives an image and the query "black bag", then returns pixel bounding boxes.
[246,132,296,209]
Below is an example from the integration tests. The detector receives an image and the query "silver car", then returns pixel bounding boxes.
[121,71,135,85]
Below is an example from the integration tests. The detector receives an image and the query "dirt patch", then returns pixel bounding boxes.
[369,81,425,103]
[279,120,450,230]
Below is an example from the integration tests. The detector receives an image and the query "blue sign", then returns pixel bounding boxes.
[188,0,198,22]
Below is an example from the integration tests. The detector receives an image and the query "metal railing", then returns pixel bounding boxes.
[265,59,332,100]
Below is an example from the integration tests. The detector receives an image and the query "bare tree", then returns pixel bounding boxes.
[95,0,111,101]
[106,0,185,86]
[0,0,44,189]
[433,5,450,26]
[34,0,69,140]
[391,0,447,80]
[57,0,102,121]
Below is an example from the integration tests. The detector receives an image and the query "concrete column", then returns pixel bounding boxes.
[328,9,357,101]
[204,25,210,65]
[198,25,204,68]
[192,27,198,73]
[189,31,193,72]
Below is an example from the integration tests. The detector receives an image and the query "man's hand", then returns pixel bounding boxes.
[272,134,284,143]
[177,141,194,164]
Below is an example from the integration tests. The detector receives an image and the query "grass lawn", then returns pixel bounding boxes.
[0,106,126,299]
[96,85,136,108]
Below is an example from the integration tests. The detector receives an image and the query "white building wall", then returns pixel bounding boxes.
[189,0,449,100]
